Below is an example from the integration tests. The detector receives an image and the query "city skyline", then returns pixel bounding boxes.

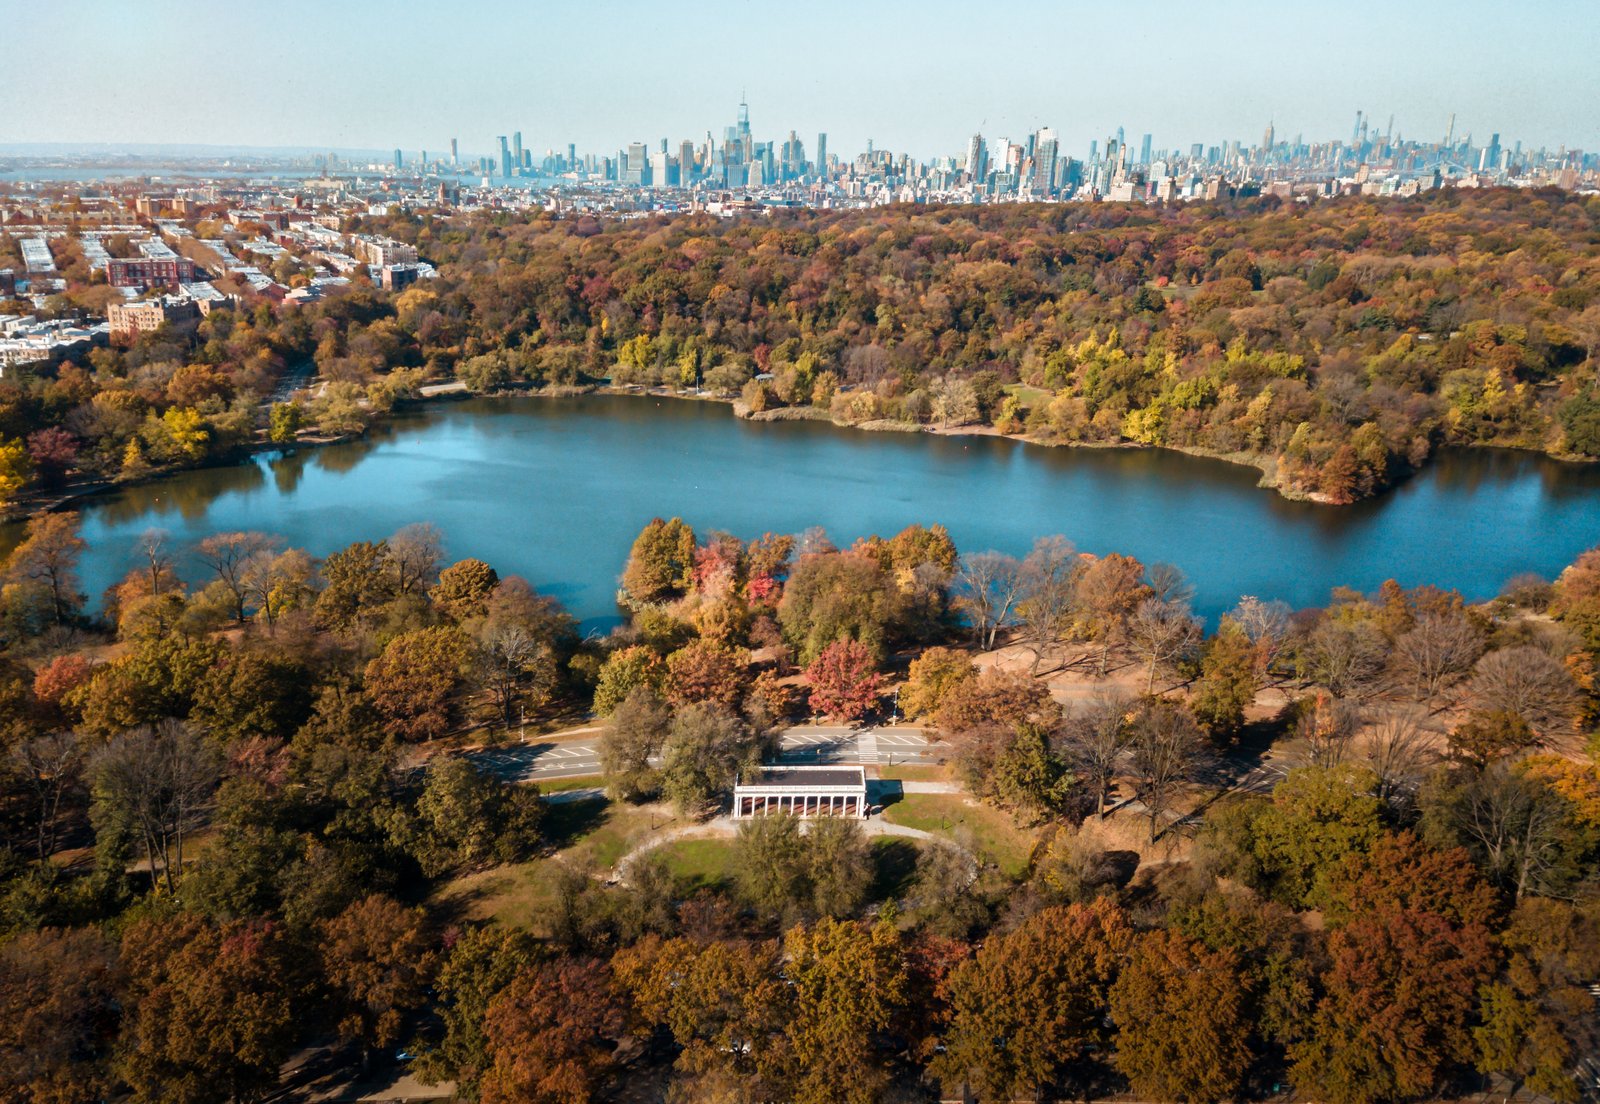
[6,0,1600,157]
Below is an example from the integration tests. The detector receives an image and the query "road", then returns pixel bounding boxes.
[470,724,939,783]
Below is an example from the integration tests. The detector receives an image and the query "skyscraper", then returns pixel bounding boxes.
[1139,133,1153,166]
[1033,128,1059,194]
[498,136,511,178]
[512,131,523,174]
[966,133,987,183]
[450,137,458,166]
[815,132,827,177]
[393,149,402,170]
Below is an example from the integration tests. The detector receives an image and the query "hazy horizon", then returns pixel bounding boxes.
[6,0,1600,159]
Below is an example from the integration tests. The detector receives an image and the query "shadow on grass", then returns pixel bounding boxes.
[870,837,921,903]
[542,796,609,851]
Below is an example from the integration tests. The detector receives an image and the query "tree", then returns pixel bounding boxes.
[267,401,302,444]
[431,558,500,619]
[955,550,1023,650]
[1448,708,1536,766]
[480,959,624,1104]
[803,637,881,723]
[314,539,397,632]
[659,702,760,815]
[1364,706,1434,812]
[1289,907,1495,1104]
[118,913,302,1104]
[3,511,86,625]
[387,522,445,597]
[414,926,540,1098]
[900,646,976,719]
[1127,597,1201,693]
[364,625,472,740]
[987,723,1078,823]
[1074,552,1149,676]
[1016,535,1077,670]
[410,756,543,875]
[600,685,670,801]
[1421,764,1587,902]
[1229,595,1291,676]
[91,720,220,894]
[783,917,907,1103]
[1190,622,1259,740]
[778,550,898,664]
[1065,692,1134,818]
[194,531,279,623]
[9,730,85,862]
[1467,645,1582,743]
[0,927,120,1104]
[1392,612,1483,700]
[620,517,696,604]
[805,816,873,918]
[1125,699,1209,842]
[319,895,438,1067]
[734,812,811,919]
[1250,764,1382,908]
[0,436,29,509]
[1300,619,1387,699]
[936,900,1135,1101]
[1108,930,1252,1104]
[591,645,663,716]
[664,639,748,710]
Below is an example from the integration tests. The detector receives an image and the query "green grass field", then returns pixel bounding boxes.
[655,837,740,892]
[881,794,1037,878]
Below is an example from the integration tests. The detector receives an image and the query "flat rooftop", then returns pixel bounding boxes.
[738,766,865,789]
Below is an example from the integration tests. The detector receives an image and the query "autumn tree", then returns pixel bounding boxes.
[1467,645,1582,743]
[0,927,120,1104]
[803,637,881,723]
[1074,551,1149,676]
[1108,930,1252,1104]
[194,530,279,623]
[408,756,543,875]
[1392,611,1483,700]
[364,625,472,740]
[899,646,976,719]
[3,511,86,626]
[783,917,908,1103]
[480,959,625,1104]
[414,925,540,1098]
[1127,596,1201,693]
[90,720,220,894]
[1016,535,1079,672]
[118,913,303,1104]
[936,899,1135,1101]
[659,703,762,815]
[432,557,500,619]
[1250,763,1382,908]
[621,517,696,604]
[1189,621,1259,740]
[664,638,749,710]
[319,895,438,1067]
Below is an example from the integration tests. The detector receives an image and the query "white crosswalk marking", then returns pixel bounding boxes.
[856,730,879,764]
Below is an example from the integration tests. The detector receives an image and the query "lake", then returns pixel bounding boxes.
[18,394,1600,632]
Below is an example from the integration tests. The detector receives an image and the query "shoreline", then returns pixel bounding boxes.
[7,377,1593,525]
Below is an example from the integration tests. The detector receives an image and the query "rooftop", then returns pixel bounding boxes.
[737,765,866,789]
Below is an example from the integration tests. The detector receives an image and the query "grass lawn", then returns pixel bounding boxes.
[432,858,556,931]
[882,794,1037,879]
[1003,382,1052,407]
[876,763,950,783]
[535,775,605,793]
[655,837,739,893]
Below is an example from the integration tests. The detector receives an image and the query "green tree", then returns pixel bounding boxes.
[415,926,541,1098]
[1251,764,1382,907]
[783,916,908,1103]
[1190,621,1259,740]
[267,401,303,444]
[659,703,761,815]
[620,517,696,604]
[591,644,663,716]
[599,685,669,801]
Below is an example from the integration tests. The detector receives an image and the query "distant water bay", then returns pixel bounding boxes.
[17,394,1600,631]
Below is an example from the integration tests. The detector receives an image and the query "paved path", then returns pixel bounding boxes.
[471,723,938,783]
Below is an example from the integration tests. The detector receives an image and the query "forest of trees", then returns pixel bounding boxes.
[5,188,1600,512]
[0,503,1598,1102]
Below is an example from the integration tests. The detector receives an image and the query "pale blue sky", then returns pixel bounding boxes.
[5,0,1598,159]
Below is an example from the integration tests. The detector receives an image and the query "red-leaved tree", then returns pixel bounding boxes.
[803,638,881,723]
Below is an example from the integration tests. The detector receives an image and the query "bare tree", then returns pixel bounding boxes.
[137,527,174,596]
[90,720,220,894]
[1145,562,1195,607]
[1468,646,1582,744]
[240,547,318,630]
[477,624,555,727]
[1127,598,1201,693]
[1363,706,1434,813]
[1298,694,1362,768]
[955,551,1024,651]
[10,732,85,862]
[1064,693,1135,819]
[194,531,279,622]
[1125,699,1210,843]
[1016,535,1077,673]
[1392,612,1484,701]
[1228,595,1291,676]
[389,522,445,597]
[1435,764,1576,902]
[1300,619,1387,699]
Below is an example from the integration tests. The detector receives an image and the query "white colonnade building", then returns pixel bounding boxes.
[732,765,868,819]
